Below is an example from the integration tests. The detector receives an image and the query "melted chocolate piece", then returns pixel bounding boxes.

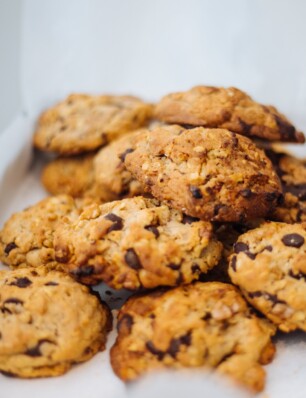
[281,233,305,248]
[182,214,199,224]
[289,270,306,280]
[230,256,237,271]
[168,331,192,358]
[167,263,181,270]
[45,281,59,286]
[117,313,134,334]
[104,213,124,232]
[24,339,54,357]
[233,242,256,260]
[191,264,201,274]
[146,341,165,360]
[248,291,286,305]
[189,186,203,199]
[119,148,134,162]
[10,277,32,288]
[4,242,17,255]
[71,265,95,278]
[124,249,142,270]
[3,298,23,305]
[0,370,17,378]
[145,225,160,238]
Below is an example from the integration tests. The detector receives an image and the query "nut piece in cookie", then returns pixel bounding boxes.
[54,196,222,289]
[265,149,306,223]
[110,282,276,392]
[155,86,304,143]
[229,221,306,332]
[34,94,153,155]
[0,268,112,378]
[123,125,282,222]
[93,129,146,200]
[0,195,86,270]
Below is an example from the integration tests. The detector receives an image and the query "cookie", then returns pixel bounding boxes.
[41,154,114,202]
[155,86,304,143]
[0,195,85,270]
[110,282,276,392]
[265,149,306,223]
[34,94,153,155]
[0,268,112,378]
[54,196,222,289]
[93,129,146,200]
[123,125,282,222]
[228,222,306,332]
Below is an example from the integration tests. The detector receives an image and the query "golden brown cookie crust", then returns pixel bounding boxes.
[34,94,153,155]
[54,196,222,289]
[229,222,306,332]
[123,125,282,222]
[0,268,112,378]
[110,282,276,391]
[155,86,304,143]
[0,195,86,270]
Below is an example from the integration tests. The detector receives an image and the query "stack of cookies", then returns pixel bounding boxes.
[0,87,305,392]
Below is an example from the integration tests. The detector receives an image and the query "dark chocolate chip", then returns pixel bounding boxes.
[216,351,235,366]
[248,290,286,305]
[248,291,263,298]
[117,314,134,334]
[180,124,196,129]
[3,298,23,305]
[10,277,32,288]
[189,185,203,199]
[191,264,201,274]
[45,281,58,286]
[283,183,306,201]
[119,148,134,162]
[167,263,181,270]
[70,265,95,278]
[274,114,298,142]
[233,242,256,260]
[182,215,199,224]
[238,119,252,135]
[168,331,192,358]
[124,249,142,270]
[176,272,184,284]
[289,269,306,280]
[240,189,253,198]
[230,256,237,271]
[146,341,165,360]
[145,225,160,238]
[202,313,212,321]
[104,213,124,232]
[281,233,305,248]
[24,339,54,357]
[4,242,17,255]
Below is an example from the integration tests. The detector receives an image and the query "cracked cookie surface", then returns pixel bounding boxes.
[265,149,306,223]
[0,195,86,270]
[123,125,282,222]
[110,281,276,392]
[229,222,306,332]
[155,86,304,143]
[54,196,222,289]
[0,268,112,378]
[34,94,153,155]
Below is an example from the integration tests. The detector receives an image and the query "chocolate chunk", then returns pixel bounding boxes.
[117,314,134,334]
[146,341,165,360]
[240,189,253,198]
[248,291,263,299]
[10,277,32,288]
[45,281,58,286]
[3,298,23,305]
[189,185,203,199]
[25,339,54,357]
[167,263,181,270]
[104,213,124,232]
[180,124,196,129]
[216,351,235,366]
[202,313,212,321]
[168,331,192,358]
[289,270,306,280]
[249,290,286,305]
[176,272,184,284]
[191,264,201,274]
[234,242,256,260]
[145,225,160,238]
[124,249,142,270]
[4,242,17,255]
[119,148,134,162]
[274,114,298,142]
[70,265,95,278]
[182,214,199,224]
[238,119,252,135]
[230,256,237,271]
[281,233,305,248]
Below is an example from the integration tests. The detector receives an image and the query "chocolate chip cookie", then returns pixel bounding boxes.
[54,196,222,289]
[93,129,146,200]
[155,86,304,143]
[265,149,306,223]
[110,282,276,392]
[228,222,306,332]
[0,268,112,378]
[34,94,153,155]
[123,125,282,222]
[0,195,85,270]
